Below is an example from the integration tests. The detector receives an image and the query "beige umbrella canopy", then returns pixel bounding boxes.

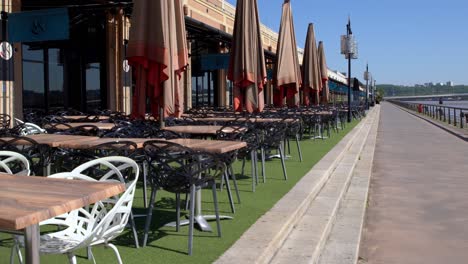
[228,0,266,113]
[274,0,302,107]
[301,23,321,106]
[318,41,330,104]
[128,0,189,119]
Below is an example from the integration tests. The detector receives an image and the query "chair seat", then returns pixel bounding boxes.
[16,234,81,255]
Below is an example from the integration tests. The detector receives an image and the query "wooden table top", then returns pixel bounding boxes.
[192,117,296,123]
[0,134,100,148]
[0,173,125,230]
[169,138,247,154]
[164,125,244,135]
[58,137,150,149]
[53,122,116,130]
[63,115,110,121]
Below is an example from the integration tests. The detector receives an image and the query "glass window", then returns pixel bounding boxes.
[48,48,64,108]
[86,63,101,111]
[22,45,45,109]
[23,61,45,109]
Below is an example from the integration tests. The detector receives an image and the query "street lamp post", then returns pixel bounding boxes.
[341,17,358,122]
[364,63,371,110]
[373,79,377,104]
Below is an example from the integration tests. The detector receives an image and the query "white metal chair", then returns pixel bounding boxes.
[11,156,139,264]
[0,151,30,176]
[0,151,31,264]
[14,118,47,135]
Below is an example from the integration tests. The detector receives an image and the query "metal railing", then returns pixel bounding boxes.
[389,100,468,129]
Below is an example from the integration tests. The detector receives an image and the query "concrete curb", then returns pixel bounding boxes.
[318,105,380,264]
[215,107,380,264]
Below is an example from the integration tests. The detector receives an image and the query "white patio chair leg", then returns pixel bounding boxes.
[279,144,288,180]
[106,243,123,264]
[229,165,241,203]
[296,134,303,162]
[67,253,77,264]
[142,161,149,208]
[223,170,236,214]
[176,193,181,232]
[10,243,23,264]
[188,185,196,255]
[261,148,266,183]
[250,151,256,192]
[212,182,222,237]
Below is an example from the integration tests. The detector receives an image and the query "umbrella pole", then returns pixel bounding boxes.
[159,106,165,128]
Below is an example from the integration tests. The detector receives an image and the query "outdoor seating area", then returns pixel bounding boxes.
[0,0,373,262]
[0,105,363,263]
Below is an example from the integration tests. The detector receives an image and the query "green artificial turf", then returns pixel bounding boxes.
[0,120,359,264]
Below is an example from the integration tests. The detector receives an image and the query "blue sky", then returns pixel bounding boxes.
[226,0,468,85]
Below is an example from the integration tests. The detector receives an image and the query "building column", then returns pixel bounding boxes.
[185,41,192,110]
[1,0,19,122]
[122,15,131,114]
[217,46,228,107]
[106,10,124,112]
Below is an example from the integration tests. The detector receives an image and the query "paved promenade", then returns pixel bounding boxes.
[360,102,468,263]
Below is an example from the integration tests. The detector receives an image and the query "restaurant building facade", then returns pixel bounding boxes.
[0,0,353,121]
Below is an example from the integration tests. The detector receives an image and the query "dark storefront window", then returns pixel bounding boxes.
[48,48,65,109]
[21,4,107,113]
[22,45,66,111]
[191,71,215,107]
[22,46,45,109]
[85,62,102,110]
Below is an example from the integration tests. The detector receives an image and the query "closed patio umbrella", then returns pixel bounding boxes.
[301,23,321,106]
[128,0,189,120]
[318,41,330,104]
[228,0,266,113]
[274,0,302,108]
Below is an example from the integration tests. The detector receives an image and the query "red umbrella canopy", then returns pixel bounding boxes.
[274,0,302,108]
[228,0,267,113]
[318,41,330,104]
[301,23,322,106]
[128,0,189,119]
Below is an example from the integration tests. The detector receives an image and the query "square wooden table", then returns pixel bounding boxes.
[169,138,247,154]
[0,173,125,264]
[57,137,150,149]
[163,125,245,136]
[165,138,247,231]
[0,134,100,148]
[50,122,116,130]
[63,115,109,121]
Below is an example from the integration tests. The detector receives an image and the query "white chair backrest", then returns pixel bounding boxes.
[14,118,24,126]
[46,156,139,248]
[15,118,47,135]
[0,151,30,176]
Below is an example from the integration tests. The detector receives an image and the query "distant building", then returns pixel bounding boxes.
[446,81,454,87]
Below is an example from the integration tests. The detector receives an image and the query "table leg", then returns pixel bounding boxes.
[24,224,40,264]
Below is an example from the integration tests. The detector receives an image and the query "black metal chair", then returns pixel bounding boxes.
[215,126,250,210]
[259,122,288,181]
[142,140,225,255]
[0,114,11,129]
[59,125,101,137]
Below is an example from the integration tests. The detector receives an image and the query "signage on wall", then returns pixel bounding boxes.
[123,60,130,73]
[0,42,12,60]
[8,8,69,43]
